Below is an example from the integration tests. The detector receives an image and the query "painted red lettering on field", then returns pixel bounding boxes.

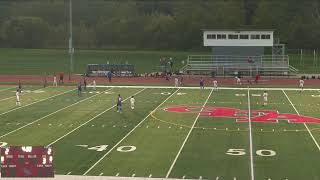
[163,106,320,124]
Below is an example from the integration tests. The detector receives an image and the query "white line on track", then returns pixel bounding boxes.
[165,88,213,178]
[48,88,146,147]
[0,88,113,139]
[282,90,320,151]
[0,88,75,117]
[90,85,320,91]
[247,88,255,180]
[83,88,180,175]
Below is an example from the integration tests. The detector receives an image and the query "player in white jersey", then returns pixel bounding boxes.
[53,75,57,87]
[16,89,21,106]
[236,76,242,85]
[213,80,218,91]
[130,96,135,110]
[174,77,179,87]
[263,91,268,106]
[92,79,96,91]
[299,78,304,92]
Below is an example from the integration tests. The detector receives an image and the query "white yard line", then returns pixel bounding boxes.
[282,90,320,151]
[0,96,15,102]
[48,88,147,147]
[90,85,320,91]
[247,88,255,180]
[0,88,75,117]
[165,88,213,178]
[83,88,180,175]
[0,88,113,139]
[0,87,14,92]
[0,87,45,102]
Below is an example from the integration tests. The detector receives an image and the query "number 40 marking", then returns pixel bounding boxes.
[76,144,136,152]
[226,148,276,157]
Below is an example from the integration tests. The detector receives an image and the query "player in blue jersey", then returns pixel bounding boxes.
[200,77,204,89]
[117,94,122,113]
[77,82,82,96]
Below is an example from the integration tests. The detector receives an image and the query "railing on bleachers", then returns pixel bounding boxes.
[182,55,296,76]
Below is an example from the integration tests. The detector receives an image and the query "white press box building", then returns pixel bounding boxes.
[182,29,296,76]
[203,29,274,56]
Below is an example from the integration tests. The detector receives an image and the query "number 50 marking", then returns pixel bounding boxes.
[226,148,276,157]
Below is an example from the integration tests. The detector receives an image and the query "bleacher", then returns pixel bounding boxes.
[182,55,298,76]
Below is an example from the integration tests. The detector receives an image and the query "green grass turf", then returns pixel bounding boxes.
[0,86,320,179]
[0,48,197,75]
[0,48,318,75]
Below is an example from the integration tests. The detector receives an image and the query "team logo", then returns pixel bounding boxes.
[164,106,320,124]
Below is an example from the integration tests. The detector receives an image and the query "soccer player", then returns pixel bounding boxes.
[179,76,184,86]
[263,91,268,106]
[107,71,112,83]
[200,77,204,89]
[174,77,179,87]
[255,74,260,84]
[117,94,122,113]
[299,78,304,92]
[92,79,96,91]
[236,76,242,85]
[16,89,21,106]
[213,79,218,91]
[77,82,82,97]
[53,75,57,87]
[18,80,22,93]
[59,72,64,84]
[83,77,87,91]
[130,96,135,110]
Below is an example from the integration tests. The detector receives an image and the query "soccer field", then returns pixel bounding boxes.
[1,85,320,180]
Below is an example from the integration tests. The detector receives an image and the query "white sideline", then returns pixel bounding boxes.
[83,88,180,175]
[282,90,320,151]
[89,85,320,91]
[247,88,255,180]
[48,88,146,147]
[0,88,75,116]
[0,88,113,139]
[165,88,213,178]
[0,175,194,180]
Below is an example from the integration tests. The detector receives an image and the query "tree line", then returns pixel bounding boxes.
[0,0,320,50]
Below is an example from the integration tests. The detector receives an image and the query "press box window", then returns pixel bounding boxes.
[261,34,271,39]
[240,34,249,39]
[217,34,226,39]
[228,34,239,39]
[251,34,260,39]
[207,34,216,39]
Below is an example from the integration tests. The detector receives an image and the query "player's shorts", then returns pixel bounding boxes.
[263,97,267,101]
[299,84,304,88]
